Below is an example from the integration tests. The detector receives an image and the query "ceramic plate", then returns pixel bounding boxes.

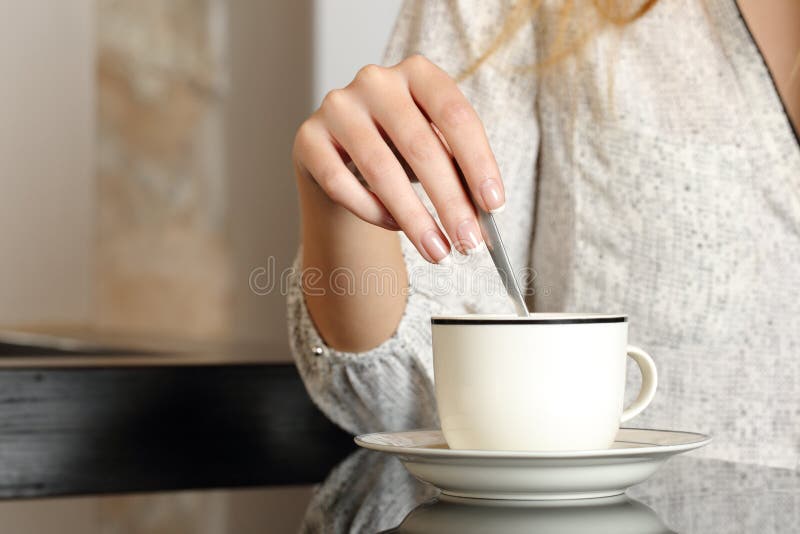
[355,428,711,500]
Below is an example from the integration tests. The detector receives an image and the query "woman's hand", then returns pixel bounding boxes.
[292,55,505,263]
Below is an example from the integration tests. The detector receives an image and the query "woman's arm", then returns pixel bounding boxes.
[292,56,506,353]
[287,1,539,435]
[296,171,407,352]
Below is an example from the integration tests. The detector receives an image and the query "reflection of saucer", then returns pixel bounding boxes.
[384,494,676,534]
[356,428,711,500]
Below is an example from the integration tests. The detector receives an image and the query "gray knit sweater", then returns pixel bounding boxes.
[288,0,800,468]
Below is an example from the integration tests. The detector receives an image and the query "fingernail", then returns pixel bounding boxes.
[455,219,481,254]
[466,241,488,256]
[421,229,451,263]
[480,179,505,212]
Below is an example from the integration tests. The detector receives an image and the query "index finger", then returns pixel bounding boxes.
[399,55,506,213]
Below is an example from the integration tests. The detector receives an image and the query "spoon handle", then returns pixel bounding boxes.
[476,208,530,317]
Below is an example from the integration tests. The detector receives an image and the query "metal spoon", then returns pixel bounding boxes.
[474,207,530,317]
[454,165,529,317]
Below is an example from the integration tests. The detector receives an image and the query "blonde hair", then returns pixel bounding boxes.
[459,0,660,81]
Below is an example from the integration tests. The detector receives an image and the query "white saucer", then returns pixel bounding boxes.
[355,428,711,501]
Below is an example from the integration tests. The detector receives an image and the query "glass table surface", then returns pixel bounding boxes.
[298,449,800,533]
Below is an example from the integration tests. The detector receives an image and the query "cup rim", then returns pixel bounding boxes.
[431,313,628,325]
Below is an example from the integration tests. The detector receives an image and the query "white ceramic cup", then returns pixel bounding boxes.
[431,314,657,451]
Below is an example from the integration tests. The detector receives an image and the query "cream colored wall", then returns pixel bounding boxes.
[93,0,233,339]
[0,2,400,527]
[0,0,94,327]
[0,0,314,352]
[0,0,404,352]
[224,0,312,347]
[91,0,316,352]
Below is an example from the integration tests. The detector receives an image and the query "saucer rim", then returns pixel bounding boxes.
[354,427,712,459]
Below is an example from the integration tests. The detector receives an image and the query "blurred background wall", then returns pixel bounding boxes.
[0,1,400,530]
[0,0,401,361]
[94,0,232,338]
[0,1,94,327]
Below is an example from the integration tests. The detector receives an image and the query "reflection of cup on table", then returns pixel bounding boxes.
[390,493,675,534]
[432,314,657,451]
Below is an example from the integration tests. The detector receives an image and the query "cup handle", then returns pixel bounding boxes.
[620,345,658,423]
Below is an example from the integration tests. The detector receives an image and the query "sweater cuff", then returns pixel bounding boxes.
[287,249,440,367]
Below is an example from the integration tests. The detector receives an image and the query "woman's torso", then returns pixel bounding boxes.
[526,1,800,467]
[381,0,799,467]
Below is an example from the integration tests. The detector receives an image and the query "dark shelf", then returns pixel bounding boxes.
[0,361,355,499]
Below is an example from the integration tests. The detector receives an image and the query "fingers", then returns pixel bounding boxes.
[399,55,506,213]
[367,86,483,255]
[294,118,399,231]
[320,89,452,263]
[295,57,505,264]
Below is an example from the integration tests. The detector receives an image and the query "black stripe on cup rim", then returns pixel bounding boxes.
[431,314,627,325]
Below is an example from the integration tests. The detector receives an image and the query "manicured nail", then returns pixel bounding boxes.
[480,179,505,212]
[455,219,481,254]
[421,229,451,263]
[466,241,488,256]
